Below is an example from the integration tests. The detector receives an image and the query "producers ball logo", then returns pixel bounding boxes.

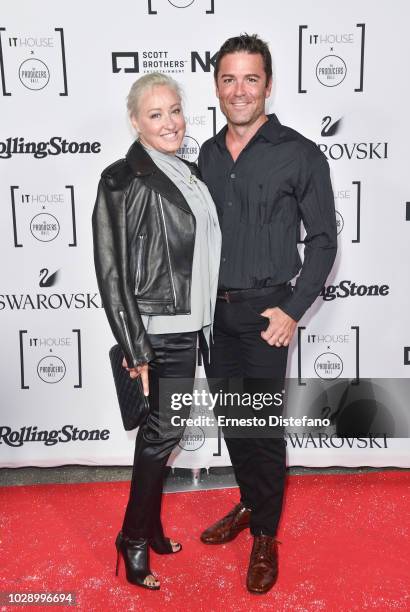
[19,58,50,90]
[0,28,68,96]
[30,213,60,242]
[177,135,200,163]
[314,352,343,379]
[298,23,365,93]
[335,211,344,235]
[10,185,78,248]
[178,426,205,451]
[37,355,66,383]
[316,55,346,87]
[168,0,195,6]
[147,0,215,13]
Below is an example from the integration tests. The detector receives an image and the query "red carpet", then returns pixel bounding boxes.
[1,472,409,611]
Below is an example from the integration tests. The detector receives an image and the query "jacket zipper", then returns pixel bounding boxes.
[135,234,146,290]
[157,194,177,306]
[119,310,137,365]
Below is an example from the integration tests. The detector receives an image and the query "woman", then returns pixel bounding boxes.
[92,73,221,590]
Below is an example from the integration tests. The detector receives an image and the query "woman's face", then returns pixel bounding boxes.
[131,84,185,154]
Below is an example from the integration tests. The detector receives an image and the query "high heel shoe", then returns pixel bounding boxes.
[115,531,160,590]
[149,533,182,555]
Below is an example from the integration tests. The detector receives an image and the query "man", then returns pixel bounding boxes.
[198,34,337,594]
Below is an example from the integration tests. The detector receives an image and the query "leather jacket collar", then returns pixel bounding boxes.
[125,139,194,216]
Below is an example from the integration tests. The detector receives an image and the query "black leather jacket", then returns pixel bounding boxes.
[92,140,199,367]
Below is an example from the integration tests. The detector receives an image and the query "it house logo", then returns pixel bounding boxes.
[298,327,360,384]
[19,329,83,389]
[334,180,361,242]
[316,116,388,161]
[147,0,215,14]
[10,185,77,247]
[0,27,68,96]
[298,23,365,93]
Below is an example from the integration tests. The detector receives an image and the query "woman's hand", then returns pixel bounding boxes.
[122,357,149,396]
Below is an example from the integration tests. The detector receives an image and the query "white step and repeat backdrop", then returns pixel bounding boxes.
[1,0,409,469]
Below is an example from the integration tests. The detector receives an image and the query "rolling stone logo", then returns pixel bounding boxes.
[0,27,68,96]
[297,326,360,383]
[298,23,365,93]
[10,184,77,247]
[19,329,83,389]
[147,0,215,14]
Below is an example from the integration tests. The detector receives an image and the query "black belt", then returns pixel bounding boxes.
[217,285,287,303]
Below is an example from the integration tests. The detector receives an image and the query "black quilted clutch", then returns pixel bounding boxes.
[108,344,150,430]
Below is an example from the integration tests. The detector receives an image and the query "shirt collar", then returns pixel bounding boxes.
[214,113,282,150]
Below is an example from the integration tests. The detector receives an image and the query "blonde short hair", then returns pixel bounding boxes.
[126,72,183,119]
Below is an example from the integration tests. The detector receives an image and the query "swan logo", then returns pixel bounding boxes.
[39,268,59,287]
[147,0,215,13]
[178,425,205,451]
[177,135,200,163]
[314,352,343,379]
[316,55,346,87]
[30,213,60,242]
[37,355,66,383]
[0,28,68,96]
[321,116,342,137]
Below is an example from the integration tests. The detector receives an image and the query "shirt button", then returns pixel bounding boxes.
[227,201,233,207]
[222,257,226,263]
[230,173,236,179]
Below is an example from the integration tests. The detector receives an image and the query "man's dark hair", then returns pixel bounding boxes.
[214,33,272,86]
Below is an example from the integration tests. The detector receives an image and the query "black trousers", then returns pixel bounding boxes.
[201,285,291,537]
[122,331,197,540]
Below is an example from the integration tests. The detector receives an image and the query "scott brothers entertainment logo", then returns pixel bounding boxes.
[0,137,101,159]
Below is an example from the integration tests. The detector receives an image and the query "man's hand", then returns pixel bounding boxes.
[122,357,149,396]
[260,307,297,347]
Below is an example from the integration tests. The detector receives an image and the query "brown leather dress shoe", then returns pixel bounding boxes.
[246,535,279,594]
[200,502,251,544]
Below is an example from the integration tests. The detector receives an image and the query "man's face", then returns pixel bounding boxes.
[215,52,272,127]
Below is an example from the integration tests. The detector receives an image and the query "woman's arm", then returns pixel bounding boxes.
[92,174,155,369]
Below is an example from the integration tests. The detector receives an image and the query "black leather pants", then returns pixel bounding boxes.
[122,331,197,539]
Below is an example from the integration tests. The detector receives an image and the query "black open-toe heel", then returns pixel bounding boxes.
[149,533,182,555]
[115,531,160,590]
